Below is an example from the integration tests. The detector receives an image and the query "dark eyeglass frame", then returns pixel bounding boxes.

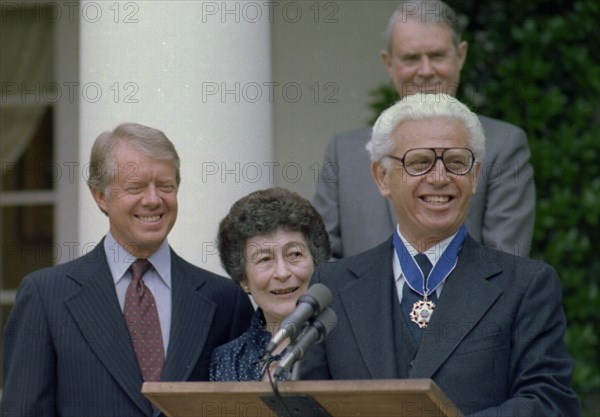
[386,147,476,176]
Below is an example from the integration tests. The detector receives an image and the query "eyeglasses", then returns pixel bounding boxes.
[387,148,476,176]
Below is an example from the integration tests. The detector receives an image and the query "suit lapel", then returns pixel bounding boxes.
[64,243,153,416]
[160,251,216,382]
[410,238,503,378]
[339,241,399,379]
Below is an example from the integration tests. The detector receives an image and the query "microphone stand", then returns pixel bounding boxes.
[289,360,302,381]
[263,358,331,417]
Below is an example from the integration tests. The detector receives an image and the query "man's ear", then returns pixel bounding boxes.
[470,162,482,194]
[380,49,393,77]
[371,161,392,198]
[91,187,109,215]
[457,40,468,70]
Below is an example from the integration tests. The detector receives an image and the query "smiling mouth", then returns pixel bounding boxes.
[271,287,299,295]
[422,195,451,204]
[137,215,161,223]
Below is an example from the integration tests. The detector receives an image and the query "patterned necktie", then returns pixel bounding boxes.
[124,259,165,381]
[401,254,436,343]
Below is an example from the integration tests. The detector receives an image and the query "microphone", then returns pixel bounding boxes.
[273,307,337,378]
[263,284,332,358]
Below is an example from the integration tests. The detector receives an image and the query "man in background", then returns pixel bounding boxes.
[313,0,535,258]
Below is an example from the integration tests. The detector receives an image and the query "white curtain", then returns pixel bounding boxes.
[0,7,54,173]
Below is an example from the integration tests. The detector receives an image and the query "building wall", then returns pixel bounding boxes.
[272,1,397,199]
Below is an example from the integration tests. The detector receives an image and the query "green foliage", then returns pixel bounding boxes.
[369,0,600,414]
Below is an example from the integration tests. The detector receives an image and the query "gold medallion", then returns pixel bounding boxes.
[410,299,436,328]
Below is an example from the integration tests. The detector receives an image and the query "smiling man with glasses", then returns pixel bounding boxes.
[301,93,581,417]
[369,94,485,250]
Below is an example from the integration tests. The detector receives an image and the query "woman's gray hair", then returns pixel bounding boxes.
[87,122,180,193]
[366,93,486,168]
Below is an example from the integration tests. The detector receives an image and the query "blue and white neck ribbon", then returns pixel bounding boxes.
[392,224,468,297]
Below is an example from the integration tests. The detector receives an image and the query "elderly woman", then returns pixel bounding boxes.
[209,187,331,381]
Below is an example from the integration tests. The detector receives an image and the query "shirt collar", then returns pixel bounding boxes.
[395,224,458,264]
[393,225,458,281]
[104,232,172,289]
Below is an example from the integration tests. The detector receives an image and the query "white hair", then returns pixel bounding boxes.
[366,93,486,168]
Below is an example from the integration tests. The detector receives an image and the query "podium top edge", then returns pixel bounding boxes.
[142,378,438,395]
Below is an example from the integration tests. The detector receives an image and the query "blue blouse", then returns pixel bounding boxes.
[209,309,287,381]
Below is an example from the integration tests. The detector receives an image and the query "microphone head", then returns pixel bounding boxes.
[297,283,332,313]
[318,307,337,334]
[272,307,338,378]
[312,307,337,343]
[279,284,332,335]
[267,284,333,357]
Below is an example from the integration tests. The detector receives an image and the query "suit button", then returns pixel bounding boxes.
[409,360,415,368]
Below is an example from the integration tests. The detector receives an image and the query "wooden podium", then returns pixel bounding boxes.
[142,379,464,417]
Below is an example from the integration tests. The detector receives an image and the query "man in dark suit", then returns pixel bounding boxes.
[2,123,254,417]
[301,94,581,416]
[313,0,535,258]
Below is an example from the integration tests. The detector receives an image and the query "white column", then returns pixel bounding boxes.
[78,1,273,273]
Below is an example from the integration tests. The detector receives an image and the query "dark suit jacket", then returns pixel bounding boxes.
[313,115,535,258]
[2,241,254,417]
[301,236,581,417]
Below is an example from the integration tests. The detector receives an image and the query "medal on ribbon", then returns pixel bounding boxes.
[393,225,468,328]
[409,299,436,328]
